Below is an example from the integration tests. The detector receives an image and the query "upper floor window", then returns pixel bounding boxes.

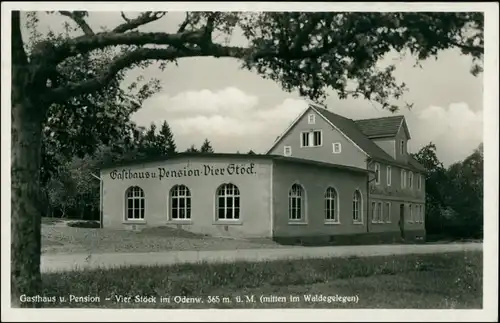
[307,114,316,124]
[301,130,322,147]
[332,142,342,154]
[417,174,422,191]
[374,163,381,184]
[125,186,145,220]
[408,172,414,189]
[386,166,392,186]
[284,146,292,157]
[401,169,407,188]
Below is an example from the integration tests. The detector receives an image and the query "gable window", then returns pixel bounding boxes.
[417,174,422,191]
[324,187,339,223]
[401,169,407,188]
[284,146,292,157]
[125,186,145,220]
[216,183,240,220]
[385,202,391,223]
[386,166,392,186]
[307,114,316,125]
[170,185,191,220]
[374,163,381,185]
[301,130,322,147]
[288,184,305,221]
[352,190,362,223]
[332,142,342,154]
[408,172,413,189]
[400,140,405,155]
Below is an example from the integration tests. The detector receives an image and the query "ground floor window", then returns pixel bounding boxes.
[384,202,391,223]
[125,186,145,220]
[352,190,362,223]
[371,201,383,223]
[324,187,338,222]
[289,184,304,221]
[170,185,191,220]
[216,183,240,220]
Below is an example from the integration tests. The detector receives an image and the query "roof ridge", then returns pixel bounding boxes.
[355,115,404,122]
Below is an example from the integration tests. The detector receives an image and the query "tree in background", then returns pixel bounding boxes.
[185,145,199,153]
[157,121,177,156]
[11,10,483,305]
[200,138,215,153]
[412,142,484,240]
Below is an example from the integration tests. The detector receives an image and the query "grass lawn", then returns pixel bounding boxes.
[42,220,283,255]
[37,250,482,309]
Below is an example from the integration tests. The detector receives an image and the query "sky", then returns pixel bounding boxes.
[24,11,484,167]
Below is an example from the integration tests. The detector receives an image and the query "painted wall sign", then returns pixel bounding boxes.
[109,163,256,180]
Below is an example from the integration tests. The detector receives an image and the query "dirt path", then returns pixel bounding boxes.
[40,242,482,273]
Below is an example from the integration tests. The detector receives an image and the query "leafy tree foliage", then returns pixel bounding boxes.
[11,10,483,305]
[185,144,199,153]
[412,143,483,240]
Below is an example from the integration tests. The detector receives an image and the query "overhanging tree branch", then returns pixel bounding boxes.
[113,11,167,33]
[52,30,205,64]
[59,11,94,36]
[177,13,190,33]
[48,48,196,103]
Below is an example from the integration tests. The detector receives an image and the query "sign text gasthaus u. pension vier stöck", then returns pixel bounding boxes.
[109,163,256,181]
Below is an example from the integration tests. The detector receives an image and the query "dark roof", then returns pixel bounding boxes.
[314,106,423,172]
[314,107,395,163]
[354,115,404,139]
[408,156,427,172]
[99,152,370,174]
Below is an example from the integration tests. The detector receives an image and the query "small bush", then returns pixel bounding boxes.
[67,221,101,228]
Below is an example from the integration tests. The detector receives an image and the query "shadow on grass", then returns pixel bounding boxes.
[41,217,64,225]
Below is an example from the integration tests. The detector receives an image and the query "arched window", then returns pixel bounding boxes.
[170,185,191,220]
[125,186,145,220]
[352,190,362,223]
[325,187,339,222]
[216,184,240,220]
[288,184,304,220]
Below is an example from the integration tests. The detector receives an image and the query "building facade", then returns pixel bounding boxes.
[100,103,426,244]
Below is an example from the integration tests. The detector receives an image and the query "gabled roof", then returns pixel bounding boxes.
[265,102,424,172]
[355,115,411,139]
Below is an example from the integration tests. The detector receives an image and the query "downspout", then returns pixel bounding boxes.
[366,176,377,233]
[90,173,103,229]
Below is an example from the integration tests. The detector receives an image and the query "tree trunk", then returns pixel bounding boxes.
[11,74,44,308]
